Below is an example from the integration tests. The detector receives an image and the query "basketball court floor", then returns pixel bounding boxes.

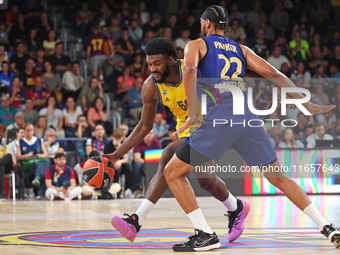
[1,195,339,255]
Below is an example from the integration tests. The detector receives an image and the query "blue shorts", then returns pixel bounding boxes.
[183,105,277,167]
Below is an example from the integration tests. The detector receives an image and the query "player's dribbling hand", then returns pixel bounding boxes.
[305,102,336,124]
[102,153,119,164]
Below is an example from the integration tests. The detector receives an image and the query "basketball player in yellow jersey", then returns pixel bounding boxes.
[104,38,249,242]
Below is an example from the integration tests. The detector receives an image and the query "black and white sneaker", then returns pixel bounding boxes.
[172,229,221,252]
[321,223,340,248]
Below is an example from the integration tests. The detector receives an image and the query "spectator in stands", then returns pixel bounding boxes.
[8,77,25,109]
[277,128,304,149]
[21,0,43,27]
[301,126,314,145]
[141,13,162,36]
[87,96,112,136]
[187,15,200,40]
[42,60,62,100]
[79,76,103,112]
[254,81,272,110]
[292,13,314,42]
[290,61,311,89]
[310,32,328,57]
[225,19,246,45]
[331,84,340,114]
[128,20,143,42]
[327,29,340,54]
[97,2,111,27]
[136,30,154,55]
[130,53,145,79]
[8,127,24,157]
[329,64,340,85]
[34,116,47,139]
[85,122,109,155]
[273,32,291,59]
[229,3,246,28]
[161,126,178,148]
[0,45,9,68]
[311,65,330,90]
[0,94,18,131]
[308,47,328,75]
[45,128,64,158]
[256,14,275,43]
[324,110,337,135]
[16,123,49,198]
[108,17,121,41]
[312,83,329,106]
[329,45,340,67]
[118,123,129,141]
[138,1,150,26]
[104,129,129,190]
[267,46,290,70]
[5,111,25,143]
[26,28,41,58]
[23,98,38,124]
[290,30,311,62]
[0,22,11,48]
[0,131,16,201]
[270,0,289,35]
[115,27,135,65]
[293,112,308,139]
[252,29,270,59]
[20,58,40,89]
[306,123,333,148]
[34,48,45,73]
[27,76,50,110]
[76,2,94,41]
[45,152,82,201]
[246,1,264,32]
[267,123,281,147]
[166,14,181,40]
[62,61,84,102]
[87,24,113,80]
[128,76,143,123]
[280,62,291,77]
[8,14,26,45]
[36,12,52,42]
[9,43,30,75]
[153,113,169,139]
[132,129,162,196]
[48,42,71,77]
[43,29,59,56]
[116,66,135,107]
[39,96,64,138]
[0,61,15,90]
[175,27,191,50]
[75,114,94,139]
[63,97,83,137]
[104,45,125,91]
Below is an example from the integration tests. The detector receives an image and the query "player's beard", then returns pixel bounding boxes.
[154,64,170,83]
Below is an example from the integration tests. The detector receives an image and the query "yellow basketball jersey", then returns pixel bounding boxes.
[152,59,201,139]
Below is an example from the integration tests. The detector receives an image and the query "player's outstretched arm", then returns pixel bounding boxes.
[103,77,158,163]
[240,44,335,123]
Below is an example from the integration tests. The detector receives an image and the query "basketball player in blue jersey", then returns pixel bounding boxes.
[163,5,340,252]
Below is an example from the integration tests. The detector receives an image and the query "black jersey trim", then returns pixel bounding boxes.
[151,75,163,104]
[199,38,209,63]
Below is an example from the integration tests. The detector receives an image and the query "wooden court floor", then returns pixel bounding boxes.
[0,195,339,255]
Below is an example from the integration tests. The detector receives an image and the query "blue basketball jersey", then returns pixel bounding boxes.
[48,165,72,189]
[197,35,247,108]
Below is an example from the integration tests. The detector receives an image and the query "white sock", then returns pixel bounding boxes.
[187,208,213,234]
[222,192,238,212]
[303,203,329,230]
[135,199,155,225]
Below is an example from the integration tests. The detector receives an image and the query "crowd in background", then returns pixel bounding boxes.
[0,0,340,200]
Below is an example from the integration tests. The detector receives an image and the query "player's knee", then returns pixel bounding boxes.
[197,178,216,192]
[266,172,288,187]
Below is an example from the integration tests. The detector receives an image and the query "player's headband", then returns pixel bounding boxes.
[201,5,228,25]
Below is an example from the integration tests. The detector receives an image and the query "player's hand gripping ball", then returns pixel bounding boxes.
[82,155,115,188]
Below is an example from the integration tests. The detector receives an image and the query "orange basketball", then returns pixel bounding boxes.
[82,155,115,188]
